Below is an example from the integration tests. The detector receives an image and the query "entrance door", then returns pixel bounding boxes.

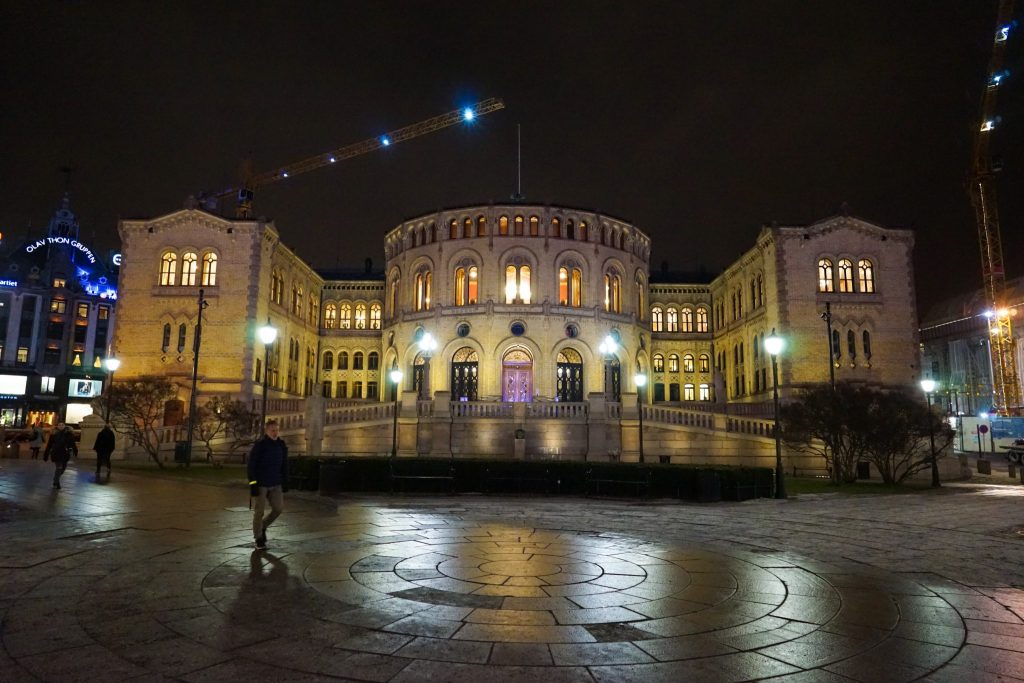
[502,348,533,402]
[556,348,583,401]
[451,347,479,401]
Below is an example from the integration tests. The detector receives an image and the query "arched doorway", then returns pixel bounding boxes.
[413,354,427,399]
[556,348,583,402]
[451,347,479,401]
[502,348,533,402]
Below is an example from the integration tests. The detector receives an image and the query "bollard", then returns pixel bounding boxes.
[1010,462,1017,480]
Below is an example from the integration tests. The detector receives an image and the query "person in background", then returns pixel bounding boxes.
[29,422,43,459]
[247,420,289,549]
[43,422,78,489]
[93,423,115,482]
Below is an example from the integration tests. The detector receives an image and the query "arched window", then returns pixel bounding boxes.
[354,303,367,329]
[831,329,841,360]
[604,272,622,313]
[463,217,472,238]
[680,308,694,332]
[566,219,575,240]
[699,383,710,401]
[683,354,695,373]
[428,223,437,242]
[684,384,695,401]
[161,323,171,350]
[514,215,524,236]
[837,259,854,293]
[858,259,875,293]
[757,274,764,306]
[201,252,217,286]
[651,306,664,332]
[414,270,432,311]
[696,307,709,332]
[271,270,283,305]
[750,278,757,310]
[454,264,479,306]
[370,303,382,330]
[555,348,584,402]
[388,275,399,317]
[847,330,856,358]
[323,351,334,370]
[477,215,486,237]
[324,303,337,329]
[177,323,187,352]
[368,352,379,370]
[308,294,318,326]
[551,217,560,237]
[340,303,352,329]
[504,264,531,304]
[668,354,680,373]
[180,252,198,286]
[291,284,303,315]
[353,351,364,370]
[449,219,458,239]
[698,354,710,373]
[499,215,509,235]
[653,353,665,372]
[159,251,177,286]
[558,265,583,307]
[529,215,539,236]
[578,221,588,241]
[338,351,349,370]
[818,258,834,292]
[666,308,679,332]
[863,330,872,359]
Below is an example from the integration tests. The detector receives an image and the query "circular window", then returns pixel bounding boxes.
[565,324,579,338]
[610,329,622,344]
[413,327,424,342]
[456,322,471,338]
[9,264,18,272]
[510,321,526,336]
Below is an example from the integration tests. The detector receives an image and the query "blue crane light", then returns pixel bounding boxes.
[463,107,475,121]
[380,135,391,147]
[328,156,336,163]
[281,170,289,178]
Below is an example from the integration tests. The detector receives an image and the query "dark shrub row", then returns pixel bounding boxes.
[301,457,773,502]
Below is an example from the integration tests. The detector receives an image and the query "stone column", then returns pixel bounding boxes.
[586,392,607,461]
[304,394,324,457]
[620,392,640,462]
[397,390,419,457]
[430,391,452,457]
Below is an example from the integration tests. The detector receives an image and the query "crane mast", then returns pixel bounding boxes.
[971,1,1018,415]
[213,98,506,218]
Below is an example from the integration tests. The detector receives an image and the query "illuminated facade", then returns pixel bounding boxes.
[112,204,918,455]
[0,194,119,426]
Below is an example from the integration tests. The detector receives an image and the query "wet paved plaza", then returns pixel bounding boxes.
[1,459,1024,682]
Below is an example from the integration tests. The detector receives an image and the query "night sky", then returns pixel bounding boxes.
[2,1,1021,316]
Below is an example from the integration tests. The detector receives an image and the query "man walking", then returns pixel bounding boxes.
[94,423,116,482]
[43,422,78,489]
[247,420,289,549]
[29,422,43,459]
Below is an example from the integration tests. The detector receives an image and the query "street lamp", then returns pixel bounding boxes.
[417,332,437,400]
[764,334,786,499]
[920,378,941,488]
[103,357,120,422]
[390,368,404,457]
[257,320,278,431]
[599,334,619,400]
[634,373,647,463]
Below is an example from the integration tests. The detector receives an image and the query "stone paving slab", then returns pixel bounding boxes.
[1,460,1024,682]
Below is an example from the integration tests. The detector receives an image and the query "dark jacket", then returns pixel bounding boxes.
[247,436,289,487]
[44,429,78,463]
[94,427,115,453]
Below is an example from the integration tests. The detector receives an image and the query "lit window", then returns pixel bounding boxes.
[858,259,875,293]
[455,265,479,306]
[666,308,678,332]
[201,252,218,286]
[837,259,854,292]
[98,305,110,320]
[653,353,665,372]
[668,354,680,373]
[680,308,693,332]
[370,303,382,329]
[514,215,524,235]
[604,272,621,313]
[683,354,695,373]
[449,219,458,239]
[504,264,531,304]
[181,252,198,286]
[529,216,539,236]
[463,218,472,238]
[578,221,588,241]
[696,307,709,332]
[699,383,710,401]
[308,295,319,326]
[17,347,29,363]
[651,307,663,332]
[415,270,432,311]
[684,383,695,401]
[499,215,509,235]
[160,252,177,286]
[558,265,583,307]
[324,303,337,329]
[388,276,399,316]
[77,303,89,318]
[340,303,352,329]
[355,303,367,329]
[50,298,66,314]
[698,354,710,373]
[41,376,56,393]
[53,278,66,288]
[477,215,487,236]
[818,258,834,292]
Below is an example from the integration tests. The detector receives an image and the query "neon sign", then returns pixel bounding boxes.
[112,253,122,266]
[24,236,97,264]
[0,279,17,287]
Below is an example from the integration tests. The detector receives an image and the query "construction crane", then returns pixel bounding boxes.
[970,1,1018,415]
[210,98,506,218]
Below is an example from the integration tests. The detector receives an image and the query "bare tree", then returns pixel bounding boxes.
[781,383,868,483]
[862,391,955,484]
[195,396,258,460]
[101,377,177,468]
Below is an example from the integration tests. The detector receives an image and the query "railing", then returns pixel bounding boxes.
[325,402,394,425]
[527,402,588,419]
[417,400,433,417]
[325,398,365,410]
[254,398,306,415]
[451,401,514,418]
[607,402,622,418]
[643,405,715,430]
[275,413,305,431]
[726,416,774,437]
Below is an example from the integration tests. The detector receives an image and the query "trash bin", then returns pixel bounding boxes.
[856,461,871,480]
[174,441,191,466]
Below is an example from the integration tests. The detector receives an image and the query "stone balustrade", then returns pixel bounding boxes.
[643,405,715,430]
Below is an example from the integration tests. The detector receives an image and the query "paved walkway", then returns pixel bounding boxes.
[1,459,1023,682]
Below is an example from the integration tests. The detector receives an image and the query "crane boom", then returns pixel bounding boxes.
[970,1,1018,415]
[216,97,506,217]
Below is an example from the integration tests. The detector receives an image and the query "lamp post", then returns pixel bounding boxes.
[417,332,437,400]
[103,357,120,422]
[764,334,786,499]
[257,320,278,431]
[920,378,941,488]
[185,289,208,464]
[634,373,647,463]
[390,368,404,457]
[820,301,836,391]
[598,334,619,400]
